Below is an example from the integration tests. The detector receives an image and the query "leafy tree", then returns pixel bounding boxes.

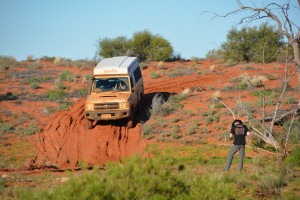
[97,30,174,61]
[221,23,284,63]
[98,36,131,58]
[149,35,173,61]
[130,30,152,61]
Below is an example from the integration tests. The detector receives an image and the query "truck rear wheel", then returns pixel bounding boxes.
[86,119,93,129]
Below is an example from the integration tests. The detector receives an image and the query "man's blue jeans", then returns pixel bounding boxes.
[225,145,245,171]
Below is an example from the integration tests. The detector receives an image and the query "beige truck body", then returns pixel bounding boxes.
[84,56,144,128]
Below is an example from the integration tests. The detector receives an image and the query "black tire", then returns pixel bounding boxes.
[137,95,143,114]
[127,111,135,128]
[86,119,93,129]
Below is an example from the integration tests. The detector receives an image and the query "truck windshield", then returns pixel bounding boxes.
[93,77,130,92]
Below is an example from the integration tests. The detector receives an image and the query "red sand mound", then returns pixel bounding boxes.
[33,99,146,169]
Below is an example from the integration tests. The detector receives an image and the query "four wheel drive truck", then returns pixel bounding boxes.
[84,56,144,129]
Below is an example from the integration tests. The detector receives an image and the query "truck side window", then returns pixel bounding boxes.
[133,67,142,82]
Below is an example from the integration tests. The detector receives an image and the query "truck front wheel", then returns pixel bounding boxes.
[86,119,93,129]
[127,111,135,128]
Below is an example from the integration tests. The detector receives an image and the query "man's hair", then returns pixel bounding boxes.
[232,119,243,126]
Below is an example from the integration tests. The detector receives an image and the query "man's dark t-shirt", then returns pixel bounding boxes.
[230,124,249,145]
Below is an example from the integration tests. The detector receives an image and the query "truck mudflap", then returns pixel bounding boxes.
[85,109,131,121]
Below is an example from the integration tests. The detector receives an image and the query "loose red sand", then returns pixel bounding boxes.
[32,99,146,169]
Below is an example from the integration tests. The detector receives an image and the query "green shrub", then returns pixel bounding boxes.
[208,23,284,63]
[0,56,18,71]
[285,148,300,167]
[29,82,40,89]
[149,35,173,61]
[0,122,14,134]
[188,126,196,135]
[142,124,153,137]
[59,70,73,82]
[251,90,273,97]
[58,102,70,110]
[98,30,173,61]
[45,90,66,101]
[98,36,130,58]
[172,117,180,123]
[149,93,183,117]
[27,55,34,62]
[234,83,248,90]
[168,66,196,78]
[23,122,40,135]
[284,95,296,104]
[205,48,224,60]
[82,74,90,83]
[243,65,255,70]
[22,155,194,200]
[171,125,180,139]
[150,71,160,79]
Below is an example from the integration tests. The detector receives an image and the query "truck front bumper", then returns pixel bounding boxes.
[85,109,131,121]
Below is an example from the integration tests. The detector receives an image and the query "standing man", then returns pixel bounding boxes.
[225,119,250,171]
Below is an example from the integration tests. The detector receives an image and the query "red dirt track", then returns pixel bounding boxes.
[33,99,145,169]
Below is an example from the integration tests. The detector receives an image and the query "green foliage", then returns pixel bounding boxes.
[149,35,173,61]
[168,66,197,78]
[142,124,153,137]
[149,93,183,118]
[58,102,70,111]
[251,89,273,97]
[283,121,300,144]
[284,95,296,104]
[130,30,152,61]
[0,122,14,133]
[234,83,248,90]
[97,30,173,61]
[205,48,224,60]
[0,56,18,71]
[23,122,40,135]
[59,70,73,82]
[211,23,284,63]
[20,154,239,200]
[28,77,40,89]
[98,36,131,58]
[150,71,160,79]
[171,125,180,139]
[45,90,66,101]
[285,148,300,167]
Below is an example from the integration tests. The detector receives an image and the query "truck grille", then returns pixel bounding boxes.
[94,103,119,110]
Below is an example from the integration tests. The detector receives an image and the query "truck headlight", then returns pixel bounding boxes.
[119,102,130,109]
[85,103,94,111]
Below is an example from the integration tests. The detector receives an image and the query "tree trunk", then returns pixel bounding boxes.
[292,41,300,91]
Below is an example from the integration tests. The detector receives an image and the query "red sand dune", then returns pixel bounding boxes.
[33,99,146,169]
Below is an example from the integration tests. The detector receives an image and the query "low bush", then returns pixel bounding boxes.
[20,154,238,200]
[142,124,153,137]
[29,82,40,89]
[45,90,66,101]
[59,70,74,82]
[0,56,18,71]
[150,71,160,79]
[285,148,300,167]
[149,93,184,118]
[167,66,196,78]
[23,122,40,135]
[0,122,14,134]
